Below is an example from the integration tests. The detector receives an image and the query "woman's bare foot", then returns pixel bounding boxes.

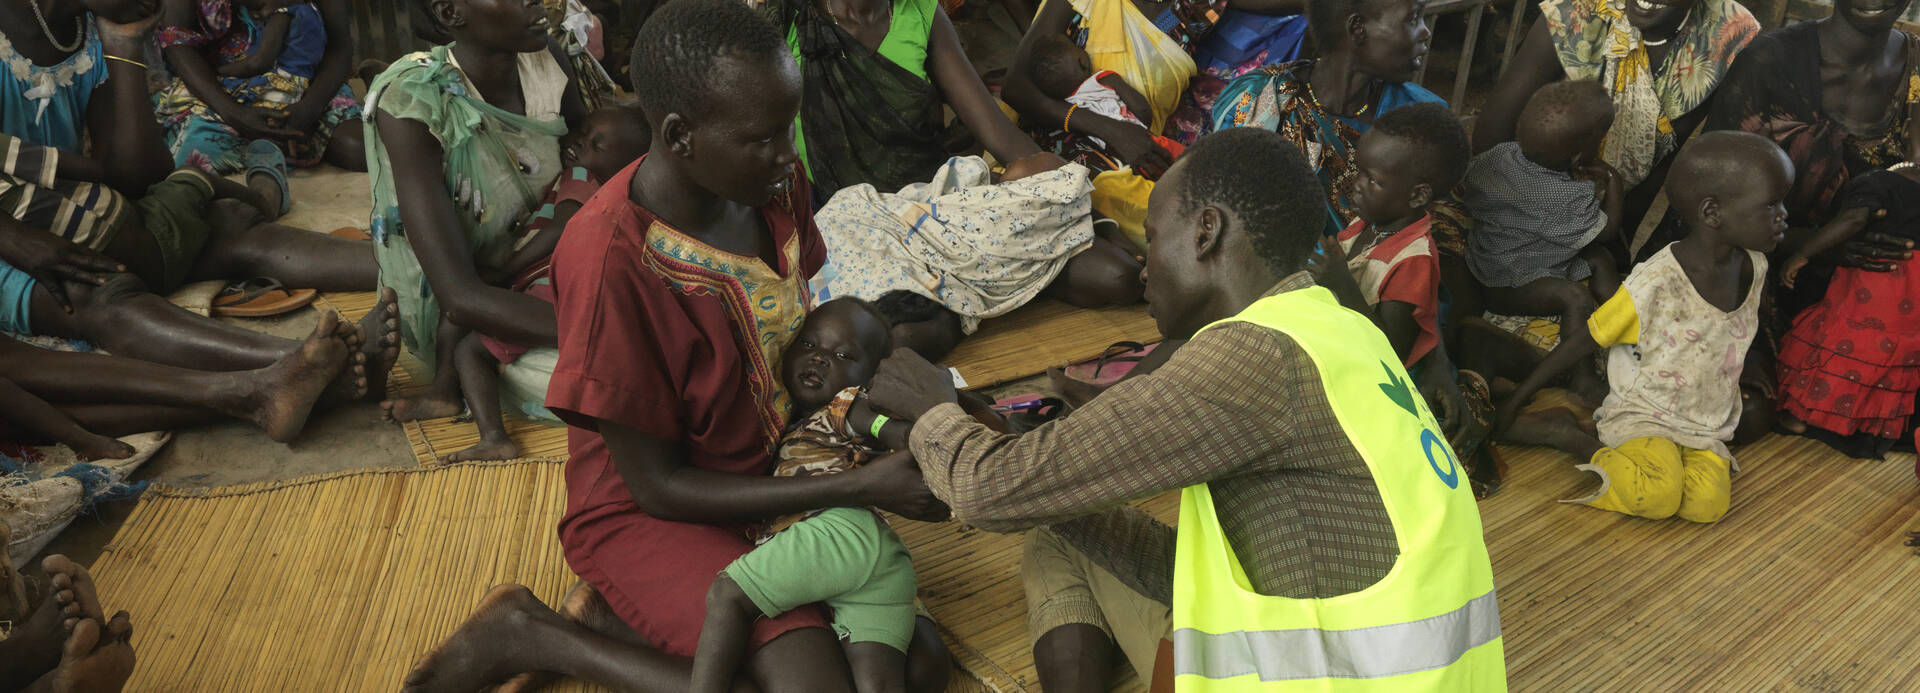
[381,394,465,423]
[440,436,520,464]
[488,582,645,693]
[403,585,567,693]
[62,434,135,462]
[29,613,135,693]
[1497,408,1604,459]
[359,288,402,401]
[1777,411,1808,435]
[249,312,352,443]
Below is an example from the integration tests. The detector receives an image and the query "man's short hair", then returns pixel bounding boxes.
[1179,128,1327,277]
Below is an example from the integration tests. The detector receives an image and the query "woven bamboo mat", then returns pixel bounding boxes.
[86,461,1019,692]
[1481,434,1920,690]
[315,292,1159,466]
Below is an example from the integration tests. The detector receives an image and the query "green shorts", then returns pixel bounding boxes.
[134,169,221,291]
[724,507,917,653]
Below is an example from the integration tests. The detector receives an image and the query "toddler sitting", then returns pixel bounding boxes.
[692,297,920,693]
[1465,81,1623,355]
[380,105,649,463]
[1029,35,1184,162]
[1495,132,1791,523]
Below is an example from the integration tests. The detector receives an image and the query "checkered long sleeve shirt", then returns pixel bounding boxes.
[909,273,1400,604]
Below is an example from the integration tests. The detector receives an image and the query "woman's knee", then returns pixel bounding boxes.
[326,122,368,172]
[1053,242,1145,308]
[748,627,856,693]
[904,616,953,693]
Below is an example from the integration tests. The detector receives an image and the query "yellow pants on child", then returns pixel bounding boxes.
[1571,437,1730,523]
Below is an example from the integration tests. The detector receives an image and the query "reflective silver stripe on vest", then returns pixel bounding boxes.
[1173,589,1501,681]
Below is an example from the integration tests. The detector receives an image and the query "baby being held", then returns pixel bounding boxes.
[1029,35,1184,160]
[692,297,923,693]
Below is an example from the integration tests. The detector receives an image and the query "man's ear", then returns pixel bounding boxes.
[1195,205,1226,261]
[660,113,693,159]
[1409,182,1434,210]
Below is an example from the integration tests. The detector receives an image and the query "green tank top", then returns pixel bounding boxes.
[785,0,938,176]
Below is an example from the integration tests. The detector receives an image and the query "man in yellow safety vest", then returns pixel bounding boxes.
[867,126,1505,691]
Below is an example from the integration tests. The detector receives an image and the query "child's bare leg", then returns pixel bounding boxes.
[441,332,520,463]
[690,574,760,693]
[188,199,377,291]
[845,642,909,693]
[1045,237,1145,308]
[58,403,222,438]
[199,166,281,221]
[1484,278,1605,404]
[325,121,368,172]
[1498,407,1605,460]
[1581,245,1621,303]
[1455,317,1544,384]
[0,378,135,461]
[383,317,467,422]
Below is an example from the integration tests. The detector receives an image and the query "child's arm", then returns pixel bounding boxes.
[850,397,913,451]
[1307,236,1420,360]
[690,574,760,693]
[1783,206,1875,288]
[217,11,293,78]
[489,200,583,285]
[1495,326,1600,434]
[1098,73,1154,126]
[0,377,134,460]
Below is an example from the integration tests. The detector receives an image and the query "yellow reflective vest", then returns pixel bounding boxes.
[1172,286,1506,691]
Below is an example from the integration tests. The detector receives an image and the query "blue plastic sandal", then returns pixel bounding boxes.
[244,139,292,217]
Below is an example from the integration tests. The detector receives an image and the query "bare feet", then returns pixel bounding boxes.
[440,436,520,464]
[488,582,640,693]
[1497,408,1604,460]
[1778,411,1808,435]
[41,556,105,626]
[403,585,564,693]
[62,434,135,462]
[0,568,83,688]
[381,395,465,424]
[29,613,135,693]
[360,288,402,402]
[250,311,352,443]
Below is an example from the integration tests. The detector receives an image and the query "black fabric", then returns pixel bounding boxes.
[769,0,951,199]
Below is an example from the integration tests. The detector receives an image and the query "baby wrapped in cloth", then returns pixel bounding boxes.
[809,157,1095,332]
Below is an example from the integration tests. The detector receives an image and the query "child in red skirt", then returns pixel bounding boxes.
[1777,148,1920,459]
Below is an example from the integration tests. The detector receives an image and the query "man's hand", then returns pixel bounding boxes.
[858,451,950,522]
[868,348,960,421]
[1419,366,1477,449]
[0,227,123,313]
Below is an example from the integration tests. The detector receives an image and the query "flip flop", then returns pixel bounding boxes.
[212,277,317,318]
[1061,341,1158,388]
[245,139,292,217]
[330,226,371,241]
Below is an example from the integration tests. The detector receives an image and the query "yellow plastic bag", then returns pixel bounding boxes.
[1091,168,1153,250]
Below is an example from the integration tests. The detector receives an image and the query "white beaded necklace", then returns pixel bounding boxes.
[28,0,83,54]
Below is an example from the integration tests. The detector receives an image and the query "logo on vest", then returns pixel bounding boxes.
[1380,362,1460,489]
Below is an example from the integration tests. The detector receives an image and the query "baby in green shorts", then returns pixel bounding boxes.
[692,297,922,693]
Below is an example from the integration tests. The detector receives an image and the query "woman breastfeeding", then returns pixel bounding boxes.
[1472,0,1758,259]
[1211,0,1439,236]
[364,0,583,422]
[765,0,1056,201]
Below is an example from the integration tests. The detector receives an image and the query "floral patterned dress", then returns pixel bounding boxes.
[365,44,570,421]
